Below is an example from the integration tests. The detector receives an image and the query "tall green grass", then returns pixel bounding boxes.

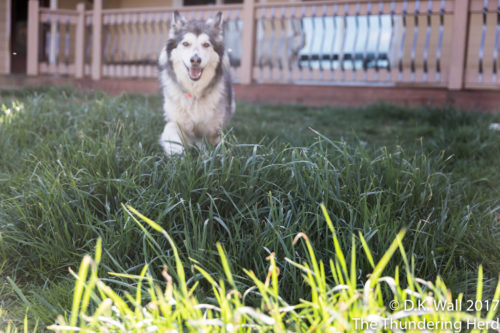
[0,87,499,329]
[46,206,500,332]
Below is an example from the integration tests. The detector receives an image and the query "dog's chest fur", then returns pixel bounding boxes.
[161,74,224,138]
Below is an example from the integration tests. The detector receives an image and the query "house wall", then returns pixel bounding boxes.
[0,0,10,74]
[58,0,81,9]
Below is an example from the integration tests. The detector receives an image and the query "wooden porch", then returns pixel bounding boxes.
[10,0,500,112]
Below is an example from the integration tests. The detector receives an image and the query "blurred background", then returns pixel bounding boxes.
[1,0,500,110]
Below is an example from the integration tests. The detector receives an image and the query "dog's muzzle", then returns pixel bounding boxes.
[187,54,203,81]
[188,67,203,81]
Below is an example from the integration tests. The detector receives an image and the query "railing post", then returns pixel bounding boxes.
[27,0,40,76]
[91,0,103,80]
[240,0,256,85]
[448,0,470,90]
[75,3,86,79]
[49,0,58,67]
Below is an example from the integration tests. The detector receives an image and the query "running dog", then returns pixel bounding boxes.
[158,10,235,155]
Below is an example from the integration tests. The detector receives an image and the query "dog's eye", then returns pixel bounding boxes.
[202,42,210,48]
[182,41,190,47]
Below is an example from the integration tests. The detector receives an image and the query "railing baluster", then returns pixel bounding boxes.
[352,2,360,79]
[103,15,111,67]
[138,14,145,71]
[236,8,242,78]
[398,0,408,81]
[119,15,127,75]
[133,14,140,76]
[363,2,372,81]
[157,12,165,58]
[132,15,139,68]
[135,14,142,76]
[435,0,444,82]
[278,6,286,82]
[54,14,60,72]
[49,13,58,69]
[111,15,119,68]
[493,0,500,83]
[374,1,383,81]
[113,15,119,77]
[45,15,50,65]
[410,0,420,82]
[330,4,338,78]
[309,5,316,79]
[235,8,242,77]
[55,14,61,73]
[269,7,276,81]
[141,14,150,71]
[423,0,432,82]
[320,4,327,80]
[299,5,306,81]
[142,13,149,76]
[125,14,133,64]
[289,6,298,82]
[479,0,488,83]
[85,14,92,74]
[64,15,70,72]
[387,0,396,81]
[152,12,159,65]
[340,3,348,81]
[148,13,157,67]
[257,8,265,82]
[116,14,124,77]
[265,8,271,80]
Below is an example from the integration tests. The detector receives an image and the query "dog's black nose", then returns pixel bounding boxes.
[190,55,201,66]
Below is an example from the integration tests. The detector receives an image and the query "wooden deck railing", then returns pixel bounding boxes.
[26,0,500,90]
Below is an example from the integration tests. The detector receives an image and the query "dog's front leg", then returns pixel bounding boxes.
[208,127,222,146]
[160,122,185,155]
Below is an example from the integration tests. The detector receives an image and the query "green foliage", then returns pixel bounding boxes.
[0,87,499,330]
[47,207,500,332]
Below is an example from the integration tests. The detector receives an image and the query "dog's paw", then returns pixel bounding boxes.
[160,122,185,156]
[160,140,185,156]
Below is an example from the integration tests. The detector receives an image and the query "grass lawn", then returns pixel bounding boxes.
[0,87,499,330]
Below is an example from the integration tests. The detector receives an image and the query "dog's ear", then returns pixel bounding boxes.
[170,10,185,33]
[213,11,223,29]
[207,11,223,30]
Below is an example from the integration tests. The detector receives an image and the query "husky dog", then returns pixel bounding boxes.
[158,10,235,155]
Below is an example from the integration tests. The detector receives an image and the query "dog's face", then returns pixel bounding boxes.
[165,11,225,83]
[174,32,218,81]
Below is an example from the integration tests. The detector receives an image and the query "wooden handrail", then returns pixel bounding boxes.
[101,4,243,15]
[39,8,79,15]
[253,0,455,13]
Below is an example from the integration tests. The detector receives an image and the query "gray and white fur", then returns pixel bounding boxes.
[158,11,235,155]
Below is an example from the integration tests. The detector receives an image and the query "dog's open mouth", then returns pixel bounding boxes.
[187,67,203,81]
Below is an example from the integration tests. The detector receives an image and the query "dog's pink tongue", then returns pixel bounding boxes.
[190,68,202,79]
